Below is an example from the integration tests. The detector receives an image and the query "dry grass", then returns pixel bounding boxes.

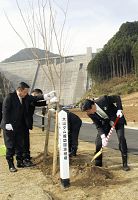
[84,75,138,99]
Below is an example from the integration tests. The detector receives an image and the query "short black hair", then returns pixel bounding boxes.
[82,99,95,111]
[17,82,30,90]
[31,88,43,94]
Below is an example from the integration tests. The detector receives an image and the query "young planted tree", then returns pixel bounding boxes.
[5,0,70,175]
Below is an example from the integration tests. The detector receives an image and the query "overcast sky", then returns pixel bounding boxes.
[0,0,138,61]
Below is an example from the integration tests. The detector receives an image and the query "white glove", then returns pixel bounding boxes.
[44,93,51,100]
[116,110,123,118]
[50,96,59,103]
[48,91,56,96]
[44,91,56,100]
[5,124,13,131]
[101,134,108,147]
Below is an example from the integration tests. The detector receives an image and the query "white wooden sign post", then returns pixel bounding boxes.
[58,110,70,188]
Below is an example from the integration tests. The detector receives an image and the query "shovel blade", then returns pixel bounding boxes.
[91,148,103,163]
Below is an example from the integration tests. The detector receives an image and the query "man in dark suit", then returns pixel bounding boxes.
[1,82,30,172]
[65,110,82,156]
[1,82,49,172]
[57,106,82,156]
[82,95,130,171]
[23,88,47,166]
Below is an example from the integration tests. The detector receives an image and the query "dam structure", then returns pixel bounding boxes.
[0,47,93,105]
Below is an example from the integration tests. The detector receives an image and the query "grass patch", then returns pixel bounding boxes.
[0,145,6,156]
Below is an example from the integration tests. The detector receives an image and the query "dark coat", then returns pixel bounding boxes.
[28,100,47,130]
[63,109,82,131]
[88,95,127,136]
[1,92,44,130]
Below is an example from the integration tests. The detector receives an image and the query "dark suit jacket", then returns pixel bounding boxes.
[1,92,44,130]
[88,95,127,136]
[63,109,82,132]
[28,100,47,130]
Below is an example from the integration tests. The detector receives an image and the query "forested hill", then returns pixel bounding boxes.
[2,48,59,63]
[88,21,138,82]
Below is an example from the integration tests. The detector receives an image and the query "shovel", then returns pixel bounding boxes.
[91,116,120,163]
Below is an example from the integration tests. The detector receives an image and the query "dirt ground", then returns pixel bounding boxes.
[0,128,138,200]
[0,92,138,200]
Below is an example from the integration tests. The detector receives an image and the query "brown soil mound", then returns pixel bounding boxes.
[35,152,113,188]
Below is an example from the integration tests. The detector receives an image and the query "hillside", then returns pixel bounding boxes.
[1,48,59,63]
[85,75,138,98]
[121,92,138,123]
[88,21,138,82]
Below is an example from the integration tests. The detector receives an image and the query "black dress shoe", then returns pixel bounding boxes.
[69,148,77,157]
[123,164,130,171]
[7,159,17,172]
[23,159,36,167]
[9,167,18,172]
[17,161,25,168]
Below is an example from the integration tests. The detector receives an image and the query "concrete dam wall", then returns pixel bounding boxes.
[0,48,92,105]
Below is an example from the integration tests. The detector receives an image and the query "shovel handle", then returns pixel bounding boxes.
[91,116,120,163]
